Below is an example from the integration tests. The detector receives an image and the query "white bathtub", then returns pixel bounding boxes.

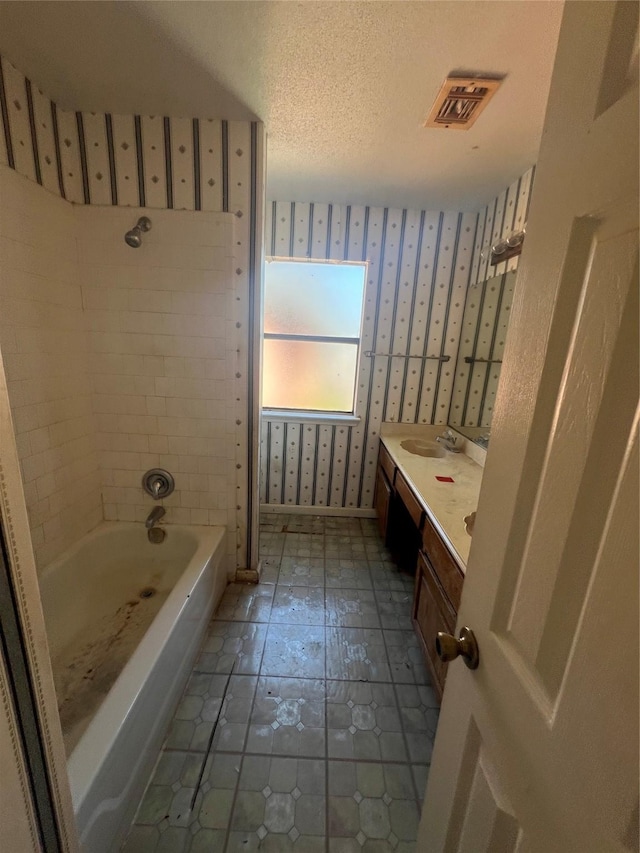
[38,521,227,853]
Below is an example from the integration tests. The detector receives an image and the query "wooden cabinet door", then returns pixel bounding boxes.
[374,465,392,542]
[413,551,456,700]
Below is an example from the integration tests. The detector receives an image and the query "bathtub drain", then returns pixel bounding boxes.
[139,587,156,599]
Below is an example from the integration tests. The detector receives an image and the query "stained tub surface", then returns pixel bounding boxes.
[38,521,227,853]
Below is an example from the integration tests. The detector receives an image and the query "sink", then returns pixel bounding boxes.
[400,438,446,458]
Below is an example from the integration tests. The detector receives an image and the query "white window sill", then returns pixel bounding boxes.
[262,409,361,426]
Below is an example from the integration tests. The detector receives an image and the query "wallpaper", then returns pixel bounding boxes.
[0,54,264,570]
[452,167,535,429]
[261,202,477,509]
[260,169,535,511]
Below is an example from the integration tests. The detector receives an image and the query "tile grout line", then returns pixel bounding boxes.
[127,516,434,850]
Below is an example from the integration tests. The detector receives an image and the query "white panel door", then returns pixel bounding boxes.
[419,3,639,851]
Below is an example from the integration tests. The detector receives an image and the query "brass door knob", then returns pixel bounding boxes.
[435,626,480,670]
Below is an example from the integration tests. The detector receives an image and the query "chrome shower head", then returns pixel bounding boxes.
[124,216,152,248]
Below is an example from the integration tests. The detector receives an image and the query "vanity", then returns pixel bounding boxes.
[373,269,516,697]
[375,424,484,699]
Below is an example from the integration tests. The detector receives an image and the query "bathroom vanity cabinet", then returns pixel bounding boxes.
[374,439,469,700]
[414,516,464,698]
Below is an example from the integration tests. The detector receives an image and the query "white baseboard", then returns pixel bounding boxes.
[260,503,376,518]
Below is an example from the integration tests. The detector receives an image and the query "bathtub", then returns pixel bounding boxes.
[38,521,227,853]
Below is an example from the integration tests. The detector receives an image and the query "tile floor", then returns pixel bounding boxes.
[123,514,439,852]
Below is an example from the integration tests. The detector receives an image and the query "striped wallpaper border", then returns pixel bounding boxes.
[0,55,251,215]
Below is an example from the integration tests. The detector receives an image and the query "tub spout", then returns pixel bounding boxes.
[145,506,166,529]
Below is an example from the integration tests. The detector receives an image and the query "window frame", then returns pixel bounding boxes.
[262,256,368,420]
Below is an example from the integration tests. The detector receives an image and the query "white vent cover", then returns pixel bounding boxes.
[424,77,503,130]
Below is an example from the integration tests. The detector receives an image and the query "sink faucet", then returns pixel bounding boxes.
[145,506,166,529]
[436,428,462,453]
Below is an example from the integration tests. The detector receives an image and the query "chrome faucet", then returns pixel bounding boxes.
[145,506,166,529]
[436,428,462,453]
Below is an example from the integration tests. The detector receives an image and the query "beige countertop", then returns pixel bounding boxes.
[380,424,485,572]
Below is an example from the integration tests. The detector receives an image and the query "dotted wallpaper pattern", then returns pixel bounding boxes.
[451,167,535,431]
[260,170,534,510]
[0,55,240,212]
[261,202,478,510]
[449,270,517,430]
[0,54,264,571]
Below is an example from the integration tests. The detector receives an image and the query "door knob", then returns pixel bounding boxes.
[435,626,480,670]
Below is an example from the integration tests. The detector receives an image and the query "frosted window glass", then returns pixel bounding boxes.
[264,261,365,337]
[263,340,358,412]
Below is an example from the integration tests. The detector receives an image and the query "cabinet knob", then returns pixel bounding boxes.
[435,626,480,670]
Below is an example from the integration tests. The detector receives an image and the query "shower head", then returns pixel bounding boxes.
[124,216,152,248]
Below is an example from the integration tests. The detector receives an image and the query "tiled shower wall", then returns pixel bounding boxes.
[0,54,264,572]
[260,168,534,511]
[79,206,239,573]
[0,168,102,570]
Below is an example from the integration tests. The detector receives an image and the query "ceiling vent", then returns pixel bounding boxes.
[424,77,503,130]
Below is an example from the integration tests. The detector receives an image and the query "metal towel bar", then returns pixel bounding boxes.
[364,351,450,362]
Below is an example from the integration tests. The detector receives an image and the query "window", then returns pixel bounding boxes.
[263,259,367,415]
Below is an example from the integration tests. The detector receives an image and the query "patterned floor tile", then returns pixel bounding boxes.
[124,513,442,853]
[395,684,440,764]
[284,516,325,534]
[325,559,373,590]
[326,627,391,682]
[282,532,326,558]
[369,560,415,593]
[209,675,257,753]
[278,556,325,587]
[411,765,430,807]
[383,630,430,685]
[247,676,326,758]
[326,681,406,762]
[328,761,420,849]
[324,536,368,561]
[360,518,380,538]
[166,674,257,754]
[374,590,415,630]
[270,585,326,625]
[215,582,274,623]
[229,755,326,847]
[261,624,326,678]
[325,589,381,629]
[259,557,281,585]
[226,831,325,852]
[259,531,286,555]
[194,622,267,675]
[329,839,416,852]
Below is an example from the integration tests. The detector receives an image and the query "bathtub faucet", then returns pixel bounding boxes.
[145,506,166,529]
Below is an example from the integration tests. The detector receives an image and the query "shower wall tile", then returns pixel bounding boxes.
[79,205,240,576]
[0,168,102,571]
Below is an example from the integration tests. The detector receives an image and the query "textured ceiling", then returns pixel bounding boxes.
[0,1,563,210]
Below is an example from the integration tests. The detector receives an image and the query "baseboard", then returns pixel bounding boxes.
[260,503,376,518]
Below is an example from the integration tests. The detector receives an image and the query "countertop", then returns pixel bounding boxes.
[380,424,484,572]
